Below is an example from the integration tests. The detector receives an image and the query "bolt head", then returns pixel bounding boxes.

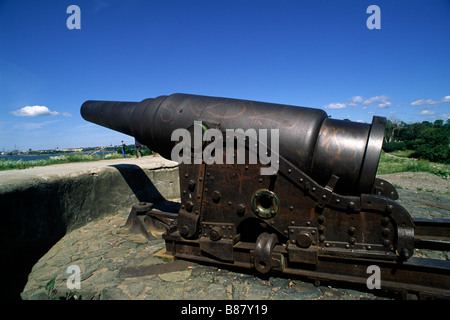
[348,226,356,235]
[179,226,189,237]
[382,217,390,226]
[296,232,313,248]
[212,190,221,202]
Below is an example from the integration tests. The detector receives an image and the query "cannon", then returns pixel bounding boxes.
[81,93,416,275]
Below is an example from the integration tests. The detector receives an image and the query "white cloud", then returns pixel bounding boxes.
[411,95,450,106]
[10,106,72,117]
[377,101,392,109]
[351,96,364,103]
[443,114,450,119]
[362,95,390,108]
[323,94,393,110]
[412,99,433,106]
[323,102,347,109]
[419,110,436,115]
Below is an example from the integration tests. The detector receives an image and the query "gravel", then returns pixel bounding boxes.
[378,172,450,195]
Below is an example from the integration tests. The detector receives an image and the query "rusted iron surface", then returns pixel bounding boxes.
[81,93,450,299]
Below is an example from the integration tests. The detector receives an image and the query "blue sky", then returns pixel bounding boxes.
[1,0,449,151]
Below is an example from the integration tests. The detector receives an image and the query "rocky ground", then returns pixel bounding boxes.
[20,172,450,300]
[378,172,449,196]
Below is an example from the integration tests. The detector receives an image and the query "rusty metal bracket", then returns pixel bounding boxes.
[278,153,363,212]
[287,226,319,264]
[198,222,239,261]
[372,178,399,200]
[201,222,237,241]
[178,163,206,238]
[361,194,415,259]
[251,233,281,273]
[316,174,339,209]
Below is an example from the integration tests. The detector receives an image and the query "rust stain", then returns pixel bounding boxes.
[225,164,259,194]
[187,98,202,117]
[160,101,181,123]
[206,103,246,119]
[319,124,357,166]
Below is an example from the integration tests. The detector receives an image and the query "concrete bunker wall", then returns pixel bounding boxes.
[0,161,180,299]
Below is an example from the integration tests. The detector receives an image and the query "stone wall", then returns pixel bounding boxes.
[0,158,179,299]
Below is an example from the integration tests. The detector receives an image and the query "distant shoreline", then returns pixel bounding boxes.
[0,152,115,162]
[1,153,66,162]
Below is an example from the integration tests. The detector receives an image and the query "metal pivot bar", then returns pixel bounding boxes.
[123,202,155,241]
[123,202,178,240]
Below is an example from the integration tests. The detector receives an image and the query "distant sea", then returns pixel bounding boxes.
[0,154,65,162]
[0,152,115,162]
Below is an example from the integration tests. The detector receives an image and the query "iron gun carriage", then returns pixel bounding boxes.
[81,93,450,298]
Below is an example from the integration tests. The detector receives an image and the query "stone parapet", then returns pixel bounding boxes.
[0,156,179,299]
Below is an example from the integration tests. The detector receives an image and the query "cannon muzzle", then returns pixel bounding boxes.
[81,93,386,195]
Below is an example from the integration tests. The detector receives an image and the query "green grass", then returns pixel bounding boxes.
[387,149,416,158]
[377,152,450,179]
[2,149,449,180]
[0,152,124,171]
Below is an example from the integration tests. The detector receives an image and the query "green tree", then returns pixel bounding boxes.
[414,127,449,163]
[444,119,450,134]
[433,119,444,128]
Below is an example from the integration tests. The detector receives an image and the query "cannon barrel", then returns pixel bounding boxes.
[81,93,386,195]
